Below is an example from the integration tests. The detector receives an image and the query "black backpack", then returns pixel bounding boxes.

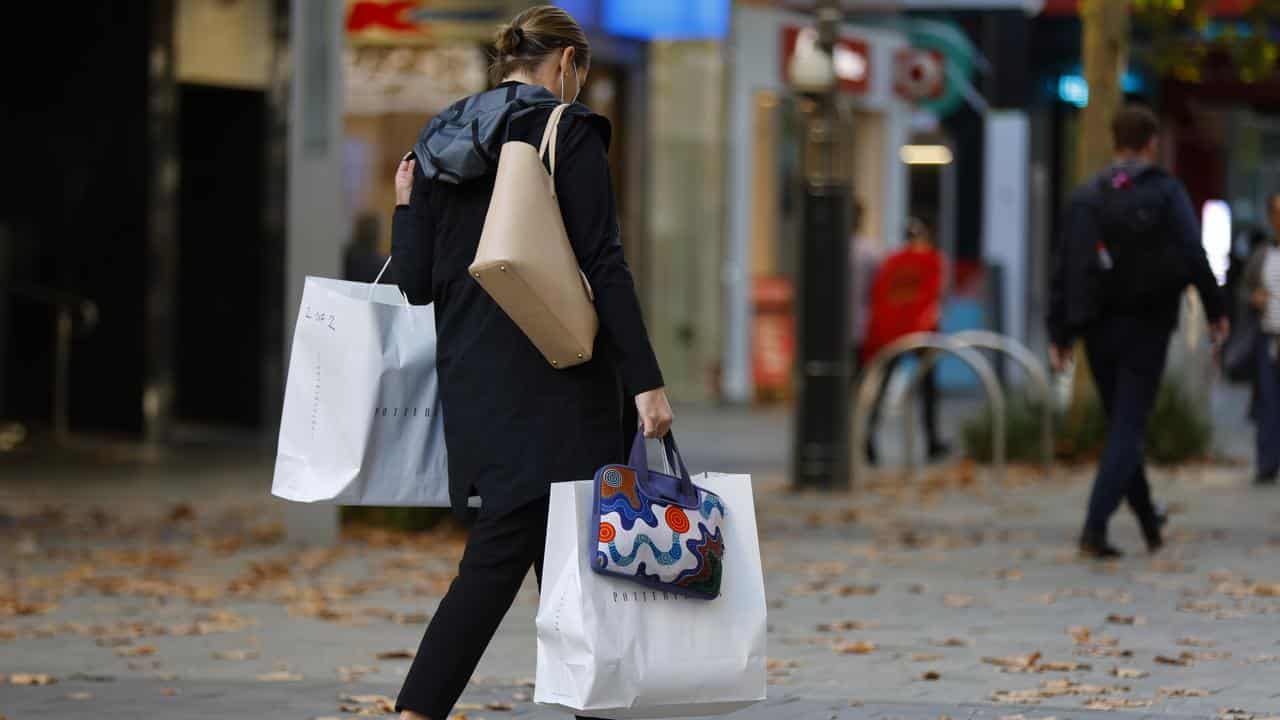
[1091,166,1191,313]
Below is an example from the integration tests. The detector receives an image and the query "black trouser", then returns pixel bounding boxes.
[1081,316,1169,536]
[1255,335,1280,477]
[396,494,602,720]
[863,349,944,452]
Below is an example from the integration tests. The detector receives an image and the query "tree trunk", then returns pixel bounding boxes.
[1066,0,1130,447]
[1075,0,1130,184]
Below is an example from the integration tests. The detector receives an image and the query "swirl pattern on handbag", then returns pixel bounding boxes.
[592,465,726,598]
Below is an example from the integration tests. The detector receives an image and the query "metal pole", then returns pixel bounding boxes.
[792,0,854,490]
[143,0,178,445]
[53,307,72,443]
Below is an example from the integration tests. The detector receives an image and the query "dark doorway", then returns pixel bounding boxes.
[176,84,267,429]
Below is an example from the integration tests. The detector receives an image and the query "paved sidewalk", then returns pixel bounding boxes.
[2,400,1279,720]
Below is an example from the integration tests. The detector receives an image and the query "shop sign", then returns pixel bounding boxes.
[751,276,795,401]
[780,25,871,95]
[345,0,505,46]
[893,48,945,101]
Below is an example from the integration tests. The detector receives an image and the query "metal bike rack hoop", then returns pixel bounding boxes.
[851,332,1007,484]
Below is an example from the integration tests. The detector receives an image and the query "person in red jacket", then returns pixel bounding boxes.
[861,217,950,464]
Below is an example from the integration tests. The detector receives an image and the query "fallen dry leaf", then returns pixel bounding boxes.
[1252,582,1280,597]
[1036,660,1089,672]
[835,640,877,655]
[159,687,178,696]
[1177,636,1217,648]
[921,670,941,681]
[934,637,971,647]
[115,644,158,657]
[256,671,303,682]
[1155,653,1193,666]
[1084,698,1152,710]
[1159,687,1211,698]
[912,653,945,662]
[1106,614,1143,625]
[337,664,377,682]
[943,593,975,608]
[10,673,57,686]
[1068,626,1091,644]
[67,691,93,700]
[375,649,414,661]
[816,620,876,632]
[1112,667,1148,679]
[982,652,1041,671]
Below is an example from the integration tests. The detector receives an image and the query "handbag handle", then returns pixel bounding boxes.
[536,103,571,195]
[628,428,696,506]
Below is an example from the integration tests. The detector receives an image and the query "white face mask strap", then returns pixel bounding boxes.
[561,60,580,104]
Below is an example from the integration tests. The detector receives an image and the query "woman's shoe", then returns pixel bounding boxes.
[1079,531,1124,560]
[1138,509,1167,554]
[1257,471,1278,487]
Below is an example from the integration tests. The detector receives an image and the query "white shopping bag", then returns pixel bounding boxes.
[271,274,449,507]
[535,473,767,719]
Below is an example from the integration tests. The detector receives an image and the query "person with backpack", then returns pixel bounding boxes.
[1048,104,1228,559]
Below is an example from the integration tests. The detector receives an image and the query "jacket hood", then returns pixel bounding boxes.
[1094,159,1166,188]
[411,82,609,184]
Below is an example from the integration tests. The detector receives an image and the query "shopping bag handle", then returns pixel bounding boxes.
[369,256,410,308]
[627,428,697,508]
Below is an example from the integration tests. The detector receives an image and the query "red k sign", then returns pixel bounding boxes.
[346,1,416,32]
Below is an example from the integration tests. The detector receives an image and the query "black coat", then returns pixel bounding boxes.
[392,82,664,518]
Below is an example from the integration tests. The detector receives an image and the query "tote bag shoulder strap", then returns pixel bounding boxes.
[536,103,572,183]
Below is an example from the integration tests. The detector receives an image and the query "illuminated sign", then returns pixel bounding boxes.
[345,1,505,45]
[601,0,729,39]
[781,26,871,95]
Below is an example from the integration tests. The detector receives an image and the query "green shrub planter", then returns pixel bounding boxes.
[961,381,1211,465]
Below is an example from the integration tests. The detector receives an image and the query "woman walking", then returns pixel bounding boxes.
[389,7,671,719]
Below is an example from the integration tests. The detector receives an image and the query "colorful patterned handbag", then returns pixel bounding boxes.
[590,430,726,600]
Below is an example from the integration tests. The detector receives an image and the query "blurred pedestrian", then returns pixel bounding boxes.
[1048,104,1228,559]
[860,217,950,464]
[849,198,882,372]
[343,211,389,283]
[388,7,669,720]
[1240,192,1280,486]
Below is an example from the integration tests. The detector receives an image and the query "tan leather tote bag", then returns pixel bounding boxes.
[470,103,598,369]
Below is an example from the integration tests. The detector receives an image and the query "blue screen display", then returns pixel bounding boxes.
[599,0,729,40]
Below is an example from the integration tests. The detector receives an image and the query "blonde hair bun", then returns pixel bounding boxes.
[496,24,524,56]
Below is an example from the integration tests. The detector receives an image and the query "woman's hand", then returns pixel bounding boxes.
[635,387,673,438]
[395,155,416,206]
